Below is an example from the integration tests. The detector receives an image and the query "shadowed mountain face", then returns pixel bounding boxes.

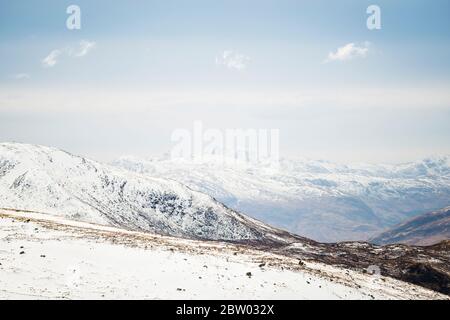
[0,142,301,244]
[113,155,450,242]
[370,207,450,246]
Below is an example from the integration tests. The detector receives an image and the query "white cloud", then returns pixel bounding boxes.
[12,73,31,80]
[324,42,370,63]
[216,50,250,71]
[42,49,62,67]
[41,40,96,68]
[75,40,96,57]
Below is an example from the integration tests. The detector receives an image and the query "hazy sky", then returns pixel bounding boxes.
[1,0,450,163]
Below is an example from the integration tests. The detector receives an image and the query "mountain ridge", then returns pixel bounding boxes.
[370,206,450,246]
[2,142,450,295]
[0,142,302,243]
[113,155,450,242]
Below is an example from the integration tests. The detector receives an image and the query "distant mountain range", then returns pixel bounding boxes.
[113,155,450,242]
[0,142,299,243]
[370,207,450,246]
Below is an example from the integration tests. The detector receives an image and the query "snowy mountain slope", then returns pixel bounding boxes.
[370,206,450,246]
[0,142,299,243]
[1,209,447,300]
[113,156,450,242]
[2,143,450,295]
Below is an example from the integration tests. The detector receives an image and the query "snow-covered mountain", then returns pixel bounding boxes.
[1,143,450,296]
[113,155,450,242]
[0,142,298,243]
[370,206,450,246]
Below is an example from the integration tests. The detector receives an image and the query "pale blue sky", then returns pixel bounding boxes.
[1,0,449,162]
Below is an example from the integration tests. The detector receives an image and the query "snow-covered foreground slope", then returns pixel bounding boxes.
[0,209,446,300]
[0,142,296,243]
[113,156,450,242]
